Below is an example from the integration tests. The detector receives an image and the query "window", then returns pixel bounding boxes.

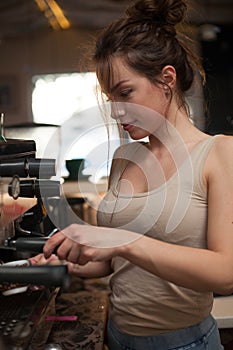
[32,72,120,182]
[32,72,98,125]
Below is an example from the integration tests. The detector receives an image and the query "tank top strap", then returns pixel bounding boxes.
[187,135,221,197]
[190,135,221,166]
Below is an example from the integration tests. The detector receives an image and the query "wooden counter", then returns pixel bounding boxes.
[30,277,110,350]
[44,290,109,349]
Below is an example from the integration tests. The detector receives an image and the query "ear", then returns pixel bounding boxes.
[161,65,176,89]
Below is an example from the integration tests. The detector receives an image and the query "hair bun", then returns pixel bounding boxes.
[126,0,187,27]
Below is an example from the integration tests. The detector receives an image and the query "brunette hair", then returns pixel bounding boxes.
[94,0,205,111]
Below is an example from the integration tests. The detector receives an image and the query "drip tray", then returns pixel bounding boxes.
[0,288,58,350]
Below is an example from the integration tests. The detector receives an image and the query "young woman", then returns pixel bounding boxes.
[35,0,233,348]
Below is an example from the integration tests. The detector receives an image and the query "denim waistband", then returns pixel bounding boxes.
[108,314,217,349]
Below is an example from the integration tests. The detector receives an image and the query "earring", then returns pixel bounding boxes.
[164,86,170,96]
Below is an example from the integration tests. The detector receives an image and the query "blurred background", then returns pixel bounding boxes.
[0,0,232,175]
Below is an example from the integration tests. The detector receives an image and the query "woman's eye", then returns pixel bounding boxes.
[120,89,132,98]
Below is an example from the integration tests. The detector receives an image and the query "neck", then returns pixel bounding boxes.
[148,107,205,152]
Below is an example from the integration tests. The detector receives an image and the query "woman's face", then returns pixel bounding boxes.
[106,57,169,140]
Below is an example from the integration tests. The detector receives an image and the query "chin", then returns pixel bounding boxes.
[128,130,150,140]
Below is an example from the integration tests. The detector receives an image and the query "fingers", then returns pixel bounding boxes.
[61,246,93,266]
[28,253,44,265]
[56,240,78,263]
[43,229,82,264]
[29,253,60,265]
[63,243,81,263]
[43,231,66,258]
[54,240,89,265]
[43,225,114,265]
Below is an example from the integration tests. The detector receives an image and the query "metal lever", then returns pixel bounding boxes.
[6,237,50,253]
[4,227,59,252]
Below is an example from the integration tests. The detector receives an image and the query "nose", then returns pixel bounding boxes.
[110,102,126,120]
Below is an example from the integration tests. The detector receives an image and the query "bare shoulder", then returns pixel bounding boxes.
[112,141,146,159]
[211,134,233,158]
[205,134,233,180]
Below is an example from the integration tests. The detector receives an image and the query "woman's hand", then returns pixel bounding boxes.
[29,253,60,266]
[28,253,68,291]
[29,253,77,274]
[43,223,141,265]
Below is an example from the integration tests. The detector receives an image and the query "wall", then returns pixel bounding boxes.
[1,20,230,134]
[0,28,97,125]
[0,24,207,131]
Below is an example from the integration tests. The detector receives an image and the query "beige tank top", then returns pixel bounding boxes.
[97,136,219,336]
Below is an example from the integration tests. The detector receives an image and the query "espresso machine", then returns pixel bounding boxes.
[0,132,70,350]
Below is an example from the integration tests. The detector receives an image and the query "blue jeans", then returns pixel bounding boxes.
[107,315,224,350]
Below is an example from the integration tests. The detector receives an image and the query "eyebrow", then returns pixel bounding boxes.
[110,80,129,93]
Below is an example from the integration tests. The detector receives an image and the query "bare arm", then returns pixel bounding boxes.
[68,260,112,278]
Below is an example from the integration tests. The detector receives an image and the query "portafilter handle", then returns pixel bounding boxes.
[0,265,70,288]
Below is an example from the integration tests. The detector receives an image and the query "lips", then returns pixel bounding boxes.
[122,124,133,131]
[121,121,137,131]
